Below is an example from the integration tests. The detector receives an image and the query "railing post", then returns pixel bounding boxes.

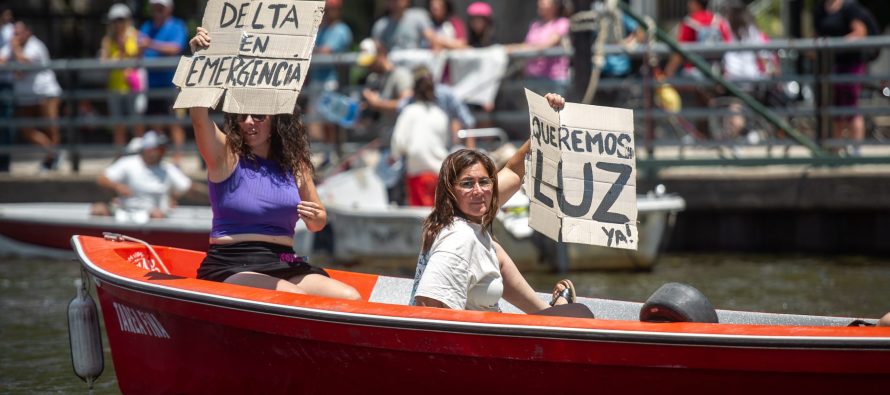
[65,61,80,173]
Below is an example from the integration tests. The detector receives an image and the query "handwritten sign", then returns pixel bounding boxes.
[172,0,324,114]
[524,89,638,250]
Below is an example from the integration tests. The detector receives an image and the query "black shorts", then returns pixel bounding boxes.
[197,241,329,283]
[146,97,173,116]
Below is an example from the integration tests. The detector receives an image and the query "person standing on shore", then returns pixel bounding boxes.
[0,20,63,172]
[139,0,188,163]
[101,3,145,148]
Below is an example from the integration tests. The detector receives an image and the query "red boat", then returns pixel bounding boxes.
[71,235,890,394]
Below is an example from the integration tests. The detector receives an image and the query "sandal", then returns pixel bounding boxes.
[550,279,576,306]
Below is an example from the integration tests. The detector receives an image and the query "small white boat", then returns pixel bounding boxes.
[0,202,312,258]
[317,167,685,272]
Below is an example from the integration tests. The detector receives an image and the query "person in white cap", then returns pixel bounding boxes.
[91,130,192,222]
[100,3,145,148]
[138,0,188,163]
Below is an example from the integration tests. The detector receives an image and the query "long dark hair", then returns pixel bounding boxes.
[421,149,499,253]
[724,0,754,40]
[413,67,436,103]
[222,106,313,181]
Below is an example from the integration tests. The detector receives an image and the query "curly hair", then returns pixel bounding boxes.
[222,106,313,181]
[421,149,499,253]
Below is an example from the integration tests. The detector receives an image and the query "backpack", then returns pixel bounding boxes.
[684,14,726,45]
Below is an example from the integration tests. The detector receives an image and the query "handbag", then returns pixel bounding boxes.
[124,67,147,93]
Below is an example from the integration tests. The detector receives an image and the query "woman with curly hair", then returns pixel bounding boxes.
[186,27,359,300]
[410,93,592,317]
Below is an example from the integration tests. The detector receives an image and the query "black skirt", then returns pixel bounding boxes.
[197,241,329,283]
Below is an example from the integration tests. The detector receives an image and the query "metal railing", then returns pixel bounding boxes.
[1,35,889,172]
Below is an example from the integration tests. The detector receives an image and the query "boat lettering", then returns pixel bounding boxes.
[112,302,171,339]
[126,251,162,273]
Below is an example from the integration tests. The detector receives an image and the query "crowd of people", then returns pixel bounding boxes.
[0,0,188,172]
[1,0,883,177]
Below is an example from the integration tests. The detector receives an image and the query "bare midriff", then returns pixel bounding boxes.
[210,233,294,248]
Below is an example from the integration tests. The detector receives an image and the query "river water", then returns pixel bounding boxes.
[2,254,889,393]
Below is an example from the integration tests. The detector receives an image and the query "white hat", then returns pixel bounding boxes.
[140,131,169,151]
[107,3,132,20]
[149,0,174,7]
[356,38,377,67]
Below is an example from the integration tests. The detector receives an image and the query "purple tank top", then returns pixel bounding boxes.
[208,156,301,238]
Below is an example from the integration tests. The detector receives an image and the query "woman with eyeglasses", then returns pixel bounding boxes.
[185,27,360,300]
[410,93,592,317]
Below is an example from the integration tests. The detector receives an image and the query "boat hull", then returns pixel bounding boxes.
[72,236,890,394]
[0,203,212,255]
[95,278,890,395]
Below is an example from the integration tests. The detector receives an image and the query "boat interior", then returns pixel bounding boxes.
[79,235,879,329]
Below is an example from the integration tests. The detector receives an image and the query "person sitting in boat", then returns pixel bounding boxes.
[409,93,592,317]
[184,28,361,301]
[90,130,192,223]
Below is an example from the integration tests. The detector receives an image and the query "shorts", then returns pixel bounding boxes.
[833,62,867,116]
[108,92,145,118]
[146,97,174,116]
[197,241,329,283]
[406,172,438,207]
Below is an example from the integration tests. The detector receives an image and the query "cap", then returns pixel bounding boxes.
[149,0,173,8]
[356,38,377,67]
[466,2,492,18]
[107,3,132,20]
[140,131,169,151]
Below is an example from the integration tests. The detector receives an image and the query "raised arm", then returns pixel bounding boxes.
[497,93,564,206]
[187,27,233,182]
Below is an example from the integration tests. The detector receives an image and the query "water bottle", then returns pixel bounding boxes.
[318,91,358,128]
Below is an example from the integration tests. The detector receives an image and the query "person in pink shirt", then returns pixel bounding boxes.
[513,0,571,83]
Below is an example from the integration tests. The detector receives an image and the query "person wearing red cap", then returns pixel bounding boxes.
[466,2,495,48]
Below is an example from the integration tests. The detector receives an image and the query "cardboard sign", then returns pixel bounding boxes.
[172,0,324,114]
[524,89,638,250]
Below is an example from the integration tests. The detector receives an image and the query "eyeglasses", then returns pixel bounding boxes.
[456,177,493,191]
[237,114,269,122]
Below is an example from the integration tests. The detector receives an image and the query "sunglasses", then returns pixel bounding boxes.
[456,177,493,191]
[237,114,269,122]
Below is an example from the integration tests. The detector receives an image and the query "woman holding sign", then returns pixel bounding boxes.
[185,27,360,300]
[409,93,592,317]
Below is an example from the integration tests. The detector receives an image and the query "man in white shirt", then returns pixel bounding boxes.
[91,131,193,223]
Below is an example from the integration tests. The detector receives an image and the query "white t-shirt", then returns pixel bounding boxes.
[411,217,503,312]
[0,36,62,103]
[0,23,13,84]
[390,101,450,176]
[104,155,192,213]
